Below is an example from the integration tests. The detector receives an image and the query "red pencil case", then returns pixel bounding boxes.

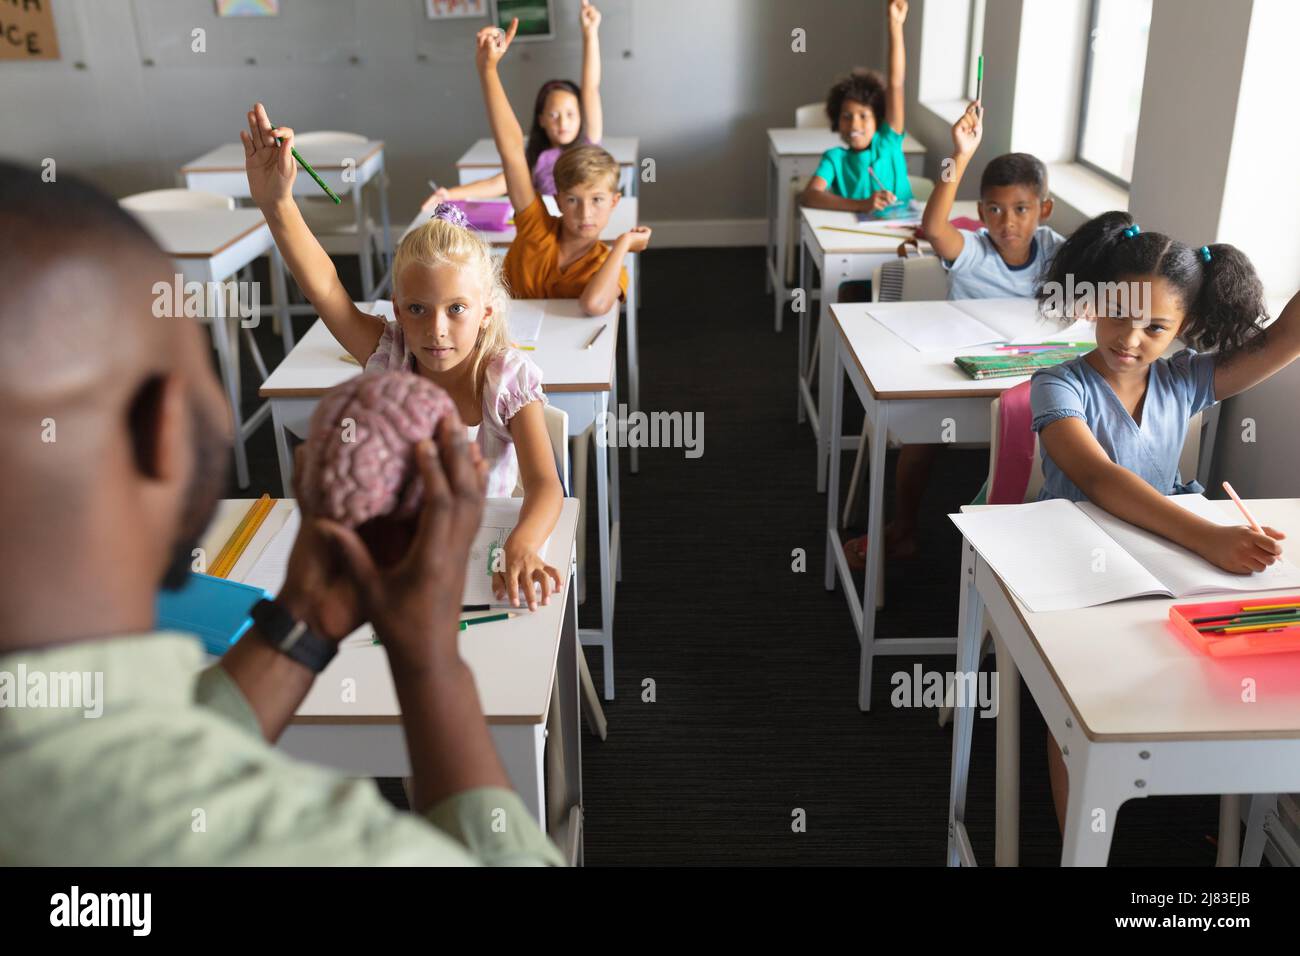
[1169,594,1300,658]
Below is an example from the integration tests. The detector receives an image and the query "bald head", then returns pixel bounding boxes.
[0,162,233,648]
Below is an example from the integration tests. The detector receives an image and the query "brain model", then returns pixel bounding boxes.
[300,371,461,527]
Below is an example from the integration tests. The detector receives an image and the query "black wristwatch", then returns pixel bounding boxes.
[250,598,337,673]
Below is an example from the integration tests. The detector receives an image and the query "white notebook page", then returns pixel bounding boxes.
[950,499,1168,612]
[1078,496,1300,597]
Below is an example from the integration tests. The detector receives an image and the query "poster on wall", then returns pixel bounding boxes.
[215,0,280,17]
[426,0,488,18]
[1,0,60,61]
[492,0,553,41]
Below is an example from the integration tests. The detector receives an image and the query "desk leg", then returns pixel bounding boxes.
[547,567,585,864]
[488,723,546,829]
[210,295,250,489]
[271,400,295,497]
[270,245,294,354]
[610,369,623,585]
[625,253,640,475]
[947,542,984,866]
[856,401,888,711]
[773,157,788,332]
[587,390,615,700]
[355,183,375,299]
[815,261,836,493]
[797,236,809,424]
[1060,746,1121,866]
[378,159,393,274]
[993,632,1021,866]
[824,340,845,592]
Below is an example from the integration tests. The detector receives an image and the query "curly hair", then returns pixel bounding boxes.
[1036,210,1268,356]
[824,68,887,132]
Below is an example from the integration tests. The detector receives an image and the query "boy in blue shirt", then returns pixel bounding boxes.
[844,101,1064,568]
[801,0,912,213]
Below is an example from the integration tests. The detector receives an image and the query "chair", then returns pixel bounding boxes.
[120,188,269,489]
[293,131,388,300]
[794,102,825,129]
[909,175,936,201]
[120,188,235,212]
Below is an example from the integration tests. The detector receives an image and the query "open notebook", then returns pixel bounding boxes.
[243,501,552,613]
[949,495,1300,613]
[866,297,1095,353]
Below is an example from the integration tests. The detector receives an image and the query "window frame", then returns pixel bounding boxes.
[1074,0,1145,189]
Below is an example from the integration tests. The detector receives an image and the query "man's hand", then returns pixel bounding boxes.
[322,420,487,669]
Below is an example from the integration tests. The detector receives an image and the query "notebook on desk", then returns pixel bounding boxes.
[866,298,1095,353]
[243,502,552,611]
[950,495,1300,613]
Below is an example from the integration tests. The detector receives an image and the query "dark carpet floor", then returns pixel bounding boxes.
[227,247,1223,866]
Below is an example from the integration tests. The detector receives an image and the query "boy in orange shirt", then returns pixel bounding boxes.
[477,19,650,314]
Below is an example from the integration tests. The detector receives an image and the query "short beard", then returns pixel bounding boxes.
[159,400,230,591]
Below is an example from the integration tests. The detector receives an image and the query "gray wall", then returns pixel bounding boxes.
[4,0,891,223]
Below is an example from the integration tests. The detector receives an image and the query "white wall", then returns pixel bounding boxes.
[2,0,890,228]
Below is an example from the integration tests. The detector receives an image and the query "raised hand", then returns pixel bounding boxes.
[475,17,518,72]
[240,102,296,209]
[952,100,983,158]
[580,0,601,34]
[889,0,908,26]
[621,225,653,253]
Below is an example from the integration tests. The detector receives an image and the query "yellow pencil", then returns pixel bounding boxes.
[209,494,274,578]
[1240,602,1300,612]
[819,225,915,240]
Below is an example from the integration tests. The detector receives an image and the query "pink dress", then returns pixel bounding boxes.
[365,321,547,498]
[532,136,598,195]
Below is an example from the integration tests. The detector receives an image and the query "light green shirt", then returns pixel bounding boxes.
[0,632,564,866]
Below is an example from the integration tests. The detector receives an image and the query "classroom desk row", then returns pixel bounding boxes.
[819,298,1300,866]
[798,201,980,493]
[200,496,586,865]
[259,299,623,702]
[766,126,927,331]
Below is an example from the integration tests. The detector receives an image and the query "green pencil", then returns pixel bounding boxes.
[975,54,983,104]
[271,125,342,205]
[461,612,515,628]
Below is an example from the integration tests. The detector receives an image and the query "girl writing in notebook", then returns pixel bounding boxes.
[422,0,607,206]
[241,103,563,611]
[1033,212,1300,827]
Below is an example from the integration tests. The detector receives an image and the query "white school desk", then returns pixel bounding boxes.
[258,300,624,701]
[201,497,585,863]
[181,140,392,301]
[403,195,644,473]
[801,203,979,493]
[822,300,1090,711]
[131,207,292,491]
[948,498,1300,867]
[455,136,641,197]
[765,127,926,330]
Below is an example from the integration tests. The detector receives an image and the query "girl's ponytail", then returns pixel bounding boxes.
[1183,243,1267,355]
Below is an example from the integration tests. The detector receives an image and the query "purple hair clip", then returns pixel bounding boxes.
[430,202,470,230]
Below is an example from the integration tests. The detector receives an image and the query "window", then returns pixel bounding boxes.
[1076,0,1152,185]
[920,0,984,107]
[964,0,986,102]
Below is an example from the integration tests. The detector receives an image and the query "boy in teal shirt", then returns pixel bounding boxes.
[801,0,912,213]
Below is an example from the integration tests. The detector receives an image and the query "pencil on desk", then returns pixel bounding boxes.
[1222,481,1263,533]
[819,225,912,240]
[583,325,606,349]
[209,494,273,578]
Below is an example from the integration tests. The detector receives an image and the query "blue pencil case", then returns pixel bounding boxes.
[156,572,269,657]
